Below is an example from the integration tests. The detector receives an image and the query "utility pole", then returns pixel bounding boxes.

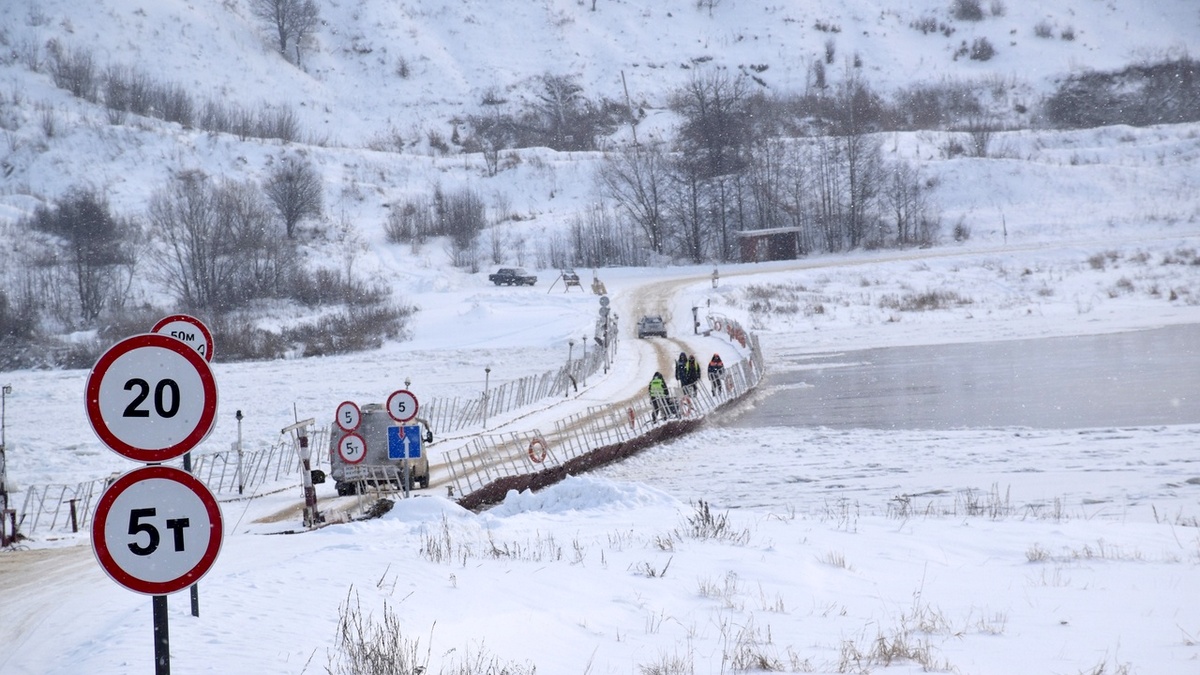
[483,367,491,429]
[235,410,244,495]
[566,340,575,397]
[1,385,11,546]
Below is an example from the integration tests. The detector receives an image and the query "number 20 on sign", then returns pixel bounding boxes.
[86,333,218,463]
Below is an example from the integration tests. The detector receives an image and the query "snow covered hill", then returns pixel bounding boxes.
[2,0,1197,226]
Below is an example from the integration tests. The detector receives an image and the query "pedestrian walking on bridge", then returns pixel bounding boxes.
[708,353,725,396]
[648,372,669,422]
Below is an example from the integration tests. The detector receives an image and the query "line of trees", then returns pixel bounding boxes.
[584,71,939,266]
[0,157,418,365]
[39,40,307,142]
[385,186,490,270]
[460,73,629,171]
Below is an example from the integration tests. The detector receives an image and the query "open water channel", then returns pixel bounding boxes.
[731,324,1200,430]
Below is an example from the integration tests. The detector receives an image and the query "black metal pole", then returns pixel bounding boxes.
[181,452,199,618]
[153,595,170,675]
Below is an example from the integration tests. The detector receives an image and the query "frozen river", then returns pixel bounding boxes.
[598,324,1200,514]
[733,324,1200,430]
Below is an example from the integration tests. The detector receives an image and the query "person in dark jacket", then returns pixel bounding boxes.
[707,353,725,396]
[674,352,688,385]
[683,355,702,396]
[648,371,669,421]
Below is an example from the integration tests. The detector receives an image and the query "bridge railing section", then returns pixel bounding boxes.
[445,324,762,500]
[422,345,611,435]
[14,426,331,538]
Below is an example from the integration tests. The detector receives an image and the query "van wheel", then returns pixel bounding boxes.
[418,475,430,489]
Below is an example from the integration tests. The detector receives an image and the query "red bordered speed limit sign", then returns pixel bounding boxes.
[86,334,218,463]
[386,389,418,423]
[92,465,223,596]
[335,401,361,432]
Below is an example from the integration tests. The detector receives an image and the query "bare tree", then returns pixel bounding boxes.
[882,161,939,246]
[961,114,997,157]
[0,288,37,343]
[437,188,487,269]
[828,75,886,249]
[597,144,671,256]
[671,70,751,179]
[47,43,98,102]
[220,180,294,298]
[531,74,620,151]
[264,156,323,238]
[26,188,137,324]
[535,74,585,150]
[149,171,232,309]
[385,196,436,250]
[666,155,712,264]
[152,173,301,309]
[249,0,320,65]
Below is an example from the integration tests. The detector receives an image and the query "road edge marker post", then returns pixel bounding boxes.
[282,419,321,528]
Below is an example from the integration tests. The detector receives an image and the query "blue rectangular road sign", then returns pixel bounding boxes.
[387,425,422,460]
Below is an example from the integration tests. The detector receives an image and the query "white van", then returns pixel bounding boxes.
[328,403,431,495]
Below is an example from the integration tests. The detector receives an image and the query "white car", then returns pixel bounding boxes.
[637,315,667,338]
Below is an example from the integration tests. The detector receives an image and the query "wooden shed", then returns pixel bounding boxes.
[736,227,802,262]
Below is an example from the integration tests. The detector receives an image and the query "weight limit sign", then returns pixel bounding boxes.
[91,465,223,596]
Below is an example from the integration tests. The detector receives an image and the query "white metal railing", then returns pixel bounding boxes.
[445,320,763,499]
[16,477,109,537]
[13,426,330,538]
[423,346,612,434]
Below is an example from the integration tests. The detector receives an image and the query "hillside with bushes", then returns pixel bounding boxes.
[0,0,1197,367]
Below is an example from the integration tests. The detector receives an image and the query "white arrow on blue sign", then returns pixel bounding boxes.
[387,425,422,460]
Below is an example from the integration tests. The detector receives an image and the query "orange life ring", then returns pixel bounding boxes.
[712,320,722,332]
[527,436,548,463]
[679,396,693,417]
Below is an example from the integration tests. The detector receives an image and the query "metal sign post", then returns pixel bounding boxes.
[181,450,200,619]
[1,384,11,546]
[235,410,244,495]
[86,333,222,675]
[1,383,9,450]
[483,367,491,430]
[91,465,223,675]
